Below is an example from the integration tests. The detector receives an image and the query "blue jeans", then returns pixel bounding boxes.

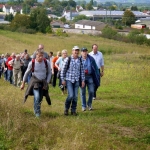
[7,69,13,84]
[33,84,43,116]
[65,80,79,112]
[4,70,8,80]
[80,76,94,108]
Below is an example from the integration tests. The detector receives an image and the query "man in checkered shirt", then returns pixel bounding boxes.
[61,46,85,116]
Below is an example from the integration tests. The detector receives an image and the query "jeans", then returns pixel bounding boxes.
[4,70,8,80]
[80,76,94,108]
[7,69,13,84]
[33,83,43,116]
[65,80,79,112]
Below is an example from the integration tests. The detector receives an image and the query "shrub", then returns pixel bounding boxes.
[101,26,117,39]
[135,35,147,45]
[16,27,36,34]
[55,28,68,37]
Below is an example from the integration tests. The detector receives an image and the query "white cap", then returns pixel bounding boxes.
[72,46,80,50]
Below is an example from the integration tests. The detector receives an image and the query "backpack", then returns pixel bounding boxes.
[31,58,48,73]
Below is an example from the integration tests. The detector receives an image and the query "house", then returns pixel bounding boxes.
[76,5,83,12]
[3,5,22,14]
[51,21,64,28]
[48,14,58,19]
[79,10,150,21]
[75,20,106,31]
[62,10,79,20]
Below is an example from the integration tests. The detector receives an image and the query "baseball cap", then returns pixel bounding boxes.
[81,47,88,51]
[72,46,80,50]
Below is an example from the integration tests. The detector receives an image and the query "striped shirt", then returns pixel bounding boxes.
[61,55,85,83]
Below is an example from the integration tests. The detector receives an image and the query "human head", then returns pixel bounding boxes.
[15,54,20,61]
[81,47,88,58]
[38,44,44,52]
[72,46,80,59]
[92,44,98,54]
[57,51,61,57]
[36,49,44,62]
[24,49,27,53]
[61,49,67,58]
[1,54,4,58]
[11,53,16,59]
[49,52,53,57]
[25,54,30,59]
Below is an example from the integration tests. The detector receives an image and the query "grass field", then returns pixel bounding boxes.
[0,30,150,150]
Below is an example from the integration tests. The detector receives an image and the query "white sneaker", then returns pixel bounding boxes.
[93,97,96,100]
[89,107,92,111]
[82,108,86,111]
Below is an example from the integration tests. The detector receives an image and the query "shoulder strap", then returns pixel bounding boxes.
[67,56,71,70]
[43,58,48,69]
[31,59,35,72]
[31,58,48,73]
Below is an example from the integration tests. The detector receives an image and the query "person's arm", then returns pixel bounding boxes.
[60,57,69,86]
[55,58,61,71]
[100,53,104,77]
[46,60,52,83]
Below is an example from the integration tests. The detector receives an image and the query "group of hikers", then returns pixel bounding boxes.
[0,44,104,117]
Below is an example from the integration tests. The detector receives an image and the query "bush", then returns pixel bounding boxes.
[16,27,36,34]
[135,35,147,45]
[101,26,117,39]
[0,25,5,30]
[55,28,68,37]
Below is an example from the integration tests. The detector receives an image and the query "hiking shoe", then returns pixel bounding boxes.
[35,113,40,118]
[71,112,77,116]
[64,110,68,116]
[82,108,86,111]
[93,97,96,100]
[89,107,92,111]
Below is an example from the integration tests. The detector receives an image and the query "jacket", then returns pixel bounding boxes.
[24,75,51,105]
[82,54,100,88]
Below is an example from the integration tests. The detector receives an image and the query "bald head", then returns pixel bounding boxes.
[39,44,44,49]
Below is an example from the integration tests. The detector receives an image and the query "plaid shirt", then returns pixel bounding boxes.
[60,55,85,83]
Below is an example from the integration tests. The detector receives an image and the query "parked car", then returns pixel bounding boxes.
[64,24,70,28]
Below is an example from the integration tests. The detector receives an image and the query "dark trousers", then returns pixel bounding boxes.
[52,68,58,87]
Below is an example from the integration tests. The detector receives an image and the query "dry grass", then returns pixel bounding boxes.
[0,30,150,150]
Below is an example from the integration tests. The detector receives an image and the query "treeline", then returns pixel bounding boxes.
[1,7,52,34]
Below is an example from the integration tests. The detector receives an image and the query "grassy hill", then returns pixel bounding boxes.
[0,30,150,149]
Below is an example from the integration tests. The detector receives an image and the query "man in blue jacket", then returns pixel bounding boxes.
[80,47,100,111]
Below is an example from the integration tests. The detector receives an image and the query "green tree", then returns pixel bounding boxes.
[122,10,136,26]
[131,6,138,11]
[30,7,51,33]
[10,14,31,29]
[68,0,76,8]
[90,0,93,5]
[60,16,66,23]
[4,13,14,22]
[22,4,31,14]
[73,14,89,22]
[61,0,68,7]
[85,3,93,10]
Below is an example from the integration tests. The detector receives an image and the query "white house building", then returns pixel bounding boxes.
[62,10,79,20]
[3,5,22,15]
[75,20,106,31]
